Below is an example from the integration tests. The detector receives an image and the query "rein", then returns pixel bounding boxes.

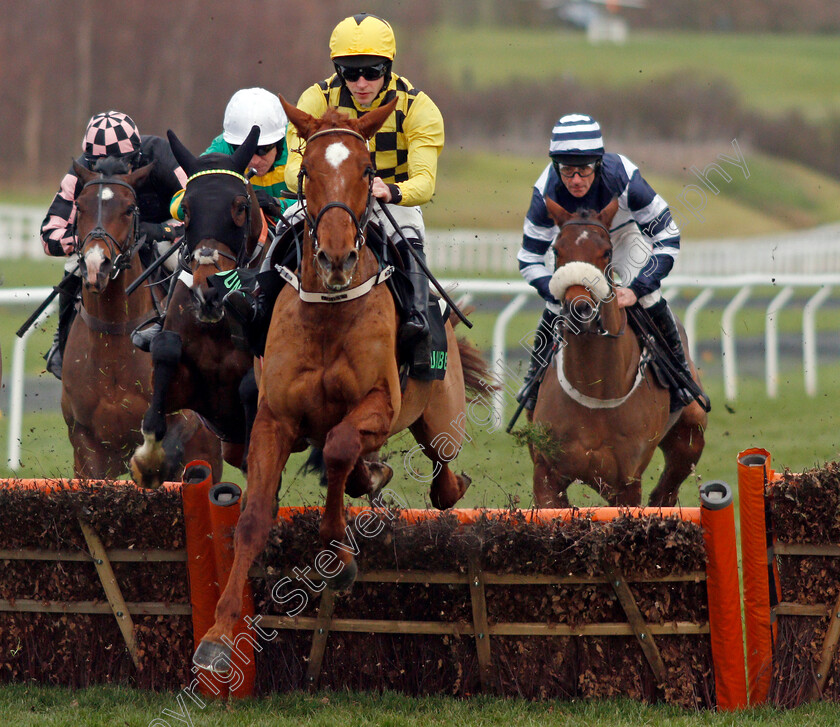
[75,177,140,278]
[559,303,627,339]
[77,305,150,336]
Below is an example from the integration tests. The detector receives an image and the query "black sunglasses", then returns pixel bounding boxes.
[231,142,277,157]
[336,62,389,83]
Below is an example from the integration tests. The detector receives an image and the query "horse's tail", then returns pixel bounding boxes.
[456,337,498,402]
[446,300,498,401]
[299,447,328,488]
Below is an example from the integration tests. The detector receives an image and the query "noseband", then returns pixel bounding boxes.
[297,128,374,255]
[75,177,140,278]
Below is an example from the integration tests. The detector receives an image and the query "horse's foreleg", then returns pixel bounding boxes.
[533,457,572,508]
[194,402,293,672]
[130,331,182,488]
[68,423,113,479]
[344,452,393,500]
[649,402,707,507]
[320,389,393,590]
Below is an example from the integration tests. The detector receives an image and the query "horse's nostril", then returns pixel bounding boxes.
[315,250,331,271]
[342,250,358,273]
[570,298,594,321]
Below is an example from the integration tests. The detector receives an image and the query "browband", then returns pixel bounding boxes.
[186,169,249,186]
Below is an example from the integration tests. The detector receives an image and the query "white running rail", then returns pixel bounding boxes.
[4,275,840,470]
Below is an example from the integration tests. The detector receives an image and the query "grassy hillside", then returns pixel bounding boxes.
[427,28,840,120]
[425,147,840,235]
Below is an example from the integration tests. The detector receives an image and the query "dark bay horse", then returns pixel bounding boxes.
[62,158,221,479]
[529,198,707,507]
[130,128,266,487]
[193,98,493,671]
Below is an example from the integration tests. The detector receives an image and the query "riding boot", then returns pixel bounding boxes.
[516,307,559,411]
[223,268,284,357]
[44,274,82,380]
[397,240,432,373]
[645,299,697,412]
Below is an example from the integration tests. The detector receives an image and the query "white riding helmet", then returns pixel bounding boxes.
[222,88,287,146]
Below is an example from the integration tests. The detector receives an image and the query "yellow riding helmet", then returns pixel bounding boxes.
[329,13,396,62]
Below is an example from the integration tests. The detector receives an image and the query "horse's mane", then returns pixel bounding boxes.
[572,208,602,222]
[319,106,354,129]
[92,156,131,177]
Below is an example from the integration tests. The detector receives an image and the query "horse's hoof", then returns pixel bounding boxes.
[325,558,358,592]
[193,639,232,673]
[458,472,472,496]
[368,461,393,501]
[129,455,161,490]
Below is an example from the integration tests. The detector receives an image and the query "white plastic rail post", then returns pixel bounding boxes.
[765,286,794,398]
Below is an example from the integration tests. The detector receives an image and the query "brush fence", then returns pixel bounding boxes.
[739,449,840,707]
[0,464,745,708]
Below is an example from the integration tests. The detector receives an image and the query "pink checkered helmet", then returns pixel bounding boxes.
[82,111,141,161]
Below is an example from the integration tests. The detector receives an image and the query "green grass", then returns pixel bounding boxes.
[5,364,840,512]
[428,28,840,120]
[3,683,840,726]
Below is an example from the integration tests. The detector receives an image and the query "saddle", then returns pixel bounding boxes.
[626,307,711,412]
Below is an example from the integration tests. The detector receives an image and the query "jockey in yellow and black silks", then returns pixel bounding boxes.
[223,13,444,370]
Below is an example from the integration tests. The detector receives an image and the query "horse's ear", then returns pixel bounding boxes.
[278,94,318,141]
[545,196,572,227]
[354,98,398,140]
[231,125,260,173]
[72,159,97,185]
[167,129,199,177]
[599,197,619,230]
[126,162,155,189]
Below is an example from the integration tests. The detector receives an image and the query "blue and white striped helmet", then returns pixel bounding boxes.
[549,114,604,165]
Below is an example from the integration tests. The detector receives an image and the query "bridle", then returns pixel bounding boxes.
[179,168,258,273]
[74,177,140,279]
[555,217,626,339]
[296,127,375,255]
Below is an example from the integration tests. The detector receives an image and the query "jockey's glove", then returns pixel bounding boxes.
[254,189,282,219]
[139,221,183,243]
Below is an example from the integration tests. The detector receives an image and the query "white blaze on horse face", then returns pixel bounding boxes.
[575,230,589,246]
[100,186,115,201]
[325,141,351,170]
[83,243,108,285]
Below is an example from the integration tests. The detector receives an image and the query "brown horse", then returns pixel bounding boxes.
[192,98,493,671]
[61,158,221,479]
[529,198,707,507]
[130,128,266,487]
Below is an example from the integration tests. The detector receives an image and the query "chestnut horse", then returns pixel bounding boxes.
[193,98,492,671]
[530,198,707,507]
[130,128,266,487]
[62,158,221,479]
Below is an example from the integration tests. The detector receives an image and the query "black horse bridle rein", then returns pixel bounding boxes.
[555,216,627,339]
[296,127,375,255]
[74,177,140,279]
